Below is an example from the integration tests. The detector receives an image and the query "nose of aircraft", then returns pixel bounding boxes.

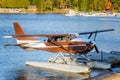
[86,41,99,53]
[86,41,95,46]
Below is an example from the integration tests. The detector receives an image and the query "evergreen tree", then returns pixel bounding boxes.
[52,0,59,9]
[59,0,65,9]
[7,0,14,7]
[79,0,88,11]
[44,0,53,10]
[72,0,79,10]
[29,0,33,5]
[65,0,72,8]
[1,0,8,8]
[2,0,30,8]
[98,0,105,11]
[88,0,94,11]
[111,0,120,11]
[1,0,120,12]
[18,0,30,8]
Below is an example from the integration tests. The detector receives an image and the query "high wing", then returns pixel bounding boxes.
[3,22,114,38]
[4,29,114,38]
[78,29,115,40]
[3,22,115,54]
[4,34,69,38]
[79,29,114,35]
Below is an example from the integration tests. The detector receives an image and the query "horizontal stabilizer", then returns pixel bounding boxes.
[3,36,13,38]
[5,44,20,46]
[5,43,28,46]
[79,29,115,35]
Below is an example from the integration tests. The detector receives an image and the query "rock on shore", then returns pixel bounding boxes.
[88,72,120,80]
[102,73,120,80]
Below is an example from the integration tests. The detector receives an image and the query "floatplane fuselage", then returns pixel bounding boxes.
[5,22,99,55]
[4,22,115,61]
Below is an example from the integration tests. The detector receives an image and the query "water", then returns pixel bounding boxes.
[0,14,120,80]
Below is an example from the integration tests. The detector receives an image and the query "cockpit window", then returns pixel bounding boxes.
[47,37,67,42]
[69,33,78,40]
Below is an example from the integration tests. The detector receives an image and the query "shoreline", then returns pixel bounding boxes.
[0,8,67,14]
[0,8,120,17]
[0,12,119,17]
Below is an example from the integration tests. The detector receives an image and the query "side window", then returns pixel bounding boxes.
[57,37,66,42]
[47,36,67,42]
[69,34,77,40]
[61,37,66,42]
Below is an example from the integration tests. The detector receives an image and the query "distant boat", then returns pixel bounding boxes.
[65,9,77,16]
[78,12,96,16]
[78,12,116,17]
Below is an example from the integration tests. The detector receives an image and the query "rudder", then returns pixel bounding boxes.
[13,22,37,43]
[14,22,25,35]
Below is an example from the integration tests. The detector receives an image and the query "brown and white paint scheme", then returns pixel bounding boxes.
[9,22,95,55]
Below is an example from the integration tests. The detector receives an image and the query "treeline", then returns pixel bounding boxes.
[0,0,120,12]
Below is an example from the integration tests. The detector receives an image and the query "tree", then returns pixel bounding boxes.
[1,0,30,8]
[79,0,89,11]
[98,0,105,11]
[110,0,120,11]
[1,0,8,8]
[58,0,64,9]
[1,0,120,12]
[88,0,94,11]
[0,0,2,7]
[33,0,41,11]
[72,0,79,10]
[105,0,112,10]
[18,0,30,8]
[65,0,72,8]
[44,0,53,10]
[29,0,33,5]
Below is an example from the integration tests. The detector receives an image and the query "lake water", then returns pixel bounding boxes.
[0,14,120,80]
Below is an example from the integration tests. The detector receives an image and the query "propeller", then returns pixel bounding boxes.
[87,31,99,53]
[87,41,99,53]
[94,45,99,53]
[94,31,97,41]
[93,31,99,53]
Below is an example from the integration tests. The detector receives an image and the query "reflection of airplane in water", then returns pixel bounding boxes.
[4,22,115,73]
[15,66,89,80]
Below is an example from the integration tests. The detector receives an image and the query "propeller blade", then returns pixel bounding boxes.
[94,45,99,53]
[94,31,97,41]
[88,33,93,39]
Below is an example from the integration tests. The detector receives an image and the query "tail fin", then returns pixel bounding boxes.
[14,22,37,43]
[14,22,26,35]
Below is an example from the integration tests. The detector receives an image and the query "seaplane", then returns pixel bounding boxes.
[4,22,115,74]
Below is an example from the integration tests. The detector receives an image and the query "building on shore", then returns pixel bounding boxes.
[27,5,37,13]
